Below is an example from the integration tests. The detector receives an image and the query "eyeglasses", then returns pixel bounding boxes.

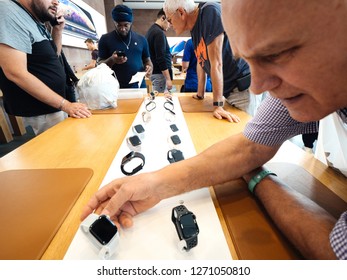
[166,9,178,24]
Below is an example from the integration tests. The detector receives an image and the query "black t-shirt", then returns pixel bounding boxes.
[191,2,249,97]
[0,2,66,117]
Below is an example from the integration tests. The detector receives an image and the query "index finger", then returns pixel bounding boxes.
[80,180,121,221]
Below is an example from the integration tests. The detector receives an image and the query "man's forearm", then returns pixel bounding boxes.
[249,171,337,259]
[196,64,206,96]
[210,63,224,102]
[156,133,278,199]
[9,70,65,109]
[98,56,116,68]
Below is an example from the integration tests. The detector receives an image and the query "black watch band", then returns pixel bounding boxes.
[213,101,224,107]
[120,151,145,176]
[171,205,199,251]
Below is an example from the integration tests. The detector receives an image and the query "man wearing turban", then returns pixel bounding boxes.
[98,5,153,89]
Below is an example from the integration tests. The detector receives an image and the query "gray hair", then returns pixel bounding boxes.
[163,0,197,14]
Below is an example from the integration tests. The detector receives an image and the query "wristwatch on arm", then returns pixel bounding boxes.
[171,205,199,251]
[80,213,119,259]
[213,101,224,107]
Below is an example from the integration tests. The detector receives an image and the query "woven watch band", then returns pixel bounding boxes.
[248,170,277,194]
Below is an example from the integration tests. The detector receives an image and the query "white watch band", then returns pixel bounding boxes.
[80,213,119,259]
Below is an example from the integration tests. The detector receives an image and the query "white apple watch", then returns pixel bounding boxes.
[80,213,119,259]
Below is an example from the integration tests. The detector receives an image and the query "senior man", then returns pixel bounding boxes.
[82,0,347,259]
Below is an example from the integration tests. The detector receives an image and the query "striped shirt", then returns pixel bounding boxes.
[244,95,347,259]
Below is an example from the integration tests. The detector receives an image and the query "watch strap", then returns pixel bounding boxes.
[121,151,145,176]
[248,170,277,194]
[171,205,198,251]
[213,101,224,107]
[81,213,99,232]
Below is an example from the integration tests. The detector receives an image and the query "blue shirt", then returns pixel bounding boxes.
[182,38,212,92]
[98,30,150,88]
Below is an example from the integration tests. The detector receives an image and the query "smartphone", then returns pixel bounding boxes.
[49,16,61,26]
[115,50,126,57]
[170,135,181,145]
[170,124,179,132]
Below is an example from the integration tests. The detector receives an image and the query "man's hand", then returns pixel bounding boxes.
[112,52,127,64]
[81,173,163,228]
[213,106,240,122]
[166,79,173,91]
[145,65,152,78]
[62,100,91,118]
[192,93,204,100]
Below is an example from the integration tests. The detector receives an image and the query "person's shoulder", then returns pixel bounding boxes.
[133,31,147,41]
[0,0,29,21]
[100,31,114,40]
[200,2,221,17]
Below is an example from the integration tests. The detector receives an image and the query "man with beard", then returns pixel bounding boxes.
[0,0,91,135]
[98,5,153,89]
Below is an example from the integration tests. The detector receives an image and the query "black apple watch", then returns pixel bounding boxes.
[171,205,199,251]
[167,149,184,164]
[80,213,119,259]
[213,101,224,107]
[120,151,145,176]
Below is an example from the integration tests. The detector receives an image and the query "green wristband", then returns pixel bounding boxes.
[248,170,277,194]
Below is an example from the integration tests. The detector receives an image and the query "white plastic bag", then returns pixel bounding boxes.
[76,63,119,110]
[315,112,347,176]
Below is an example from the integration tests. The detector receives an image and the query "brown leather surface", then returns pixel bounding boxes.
[179,95,239,113]
[0,168,93,259]
[179,95,216,112]
[213,162,347,260]
[91,98,143,114]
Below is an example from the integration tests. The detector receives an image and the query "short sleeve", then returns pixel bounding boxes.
[200,4,224,46]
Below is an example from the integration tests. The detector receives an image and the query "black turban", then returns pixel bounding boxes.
[112,5,133,23]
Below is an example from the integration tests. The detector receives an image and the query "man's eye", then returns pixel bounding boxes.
[262,47,298,64]
[264,52,283,63]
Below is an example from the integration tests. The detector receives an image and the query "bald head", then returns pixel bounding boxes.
[221,0,347,122]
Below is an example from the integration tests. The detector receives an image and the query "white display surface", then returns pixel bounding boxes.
[64,96,232,260]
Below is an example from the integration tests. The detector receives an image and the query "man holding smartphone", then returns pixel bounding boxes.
[0,0,91,135]
[98,5,153,89]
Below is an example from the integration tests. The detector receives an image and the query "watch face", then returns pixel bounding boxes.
[133,124,145,134]
[90,215,118,245]
[129,135,141,146]
[180,213,199,239]
[170,135,181,145]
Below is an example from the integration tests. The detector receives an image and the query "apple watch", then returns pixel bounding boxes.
[80,213,119,259]
[120,151,145,176]
[171,205,199,251]
[167,149,184,164]
[213,101,224,107]
[132,124,145,139]
[127,135,142,151]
